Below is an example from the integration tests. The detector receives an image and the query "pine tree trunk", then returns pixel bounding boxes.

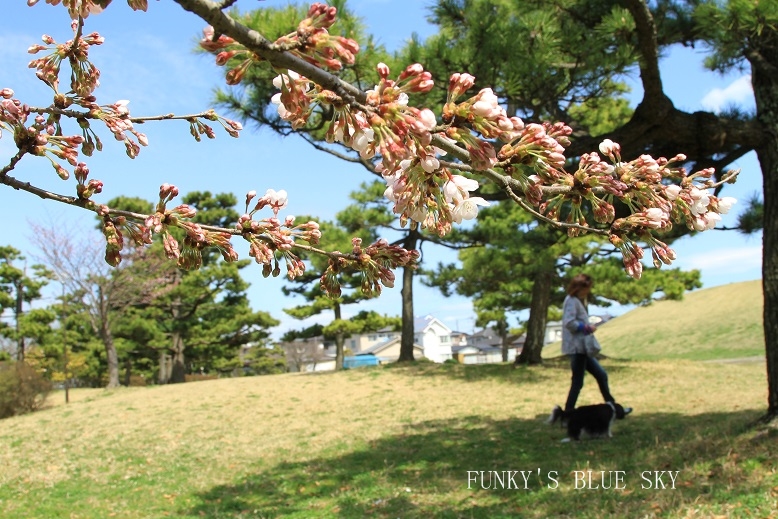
[169,297,186,384]
[170,331,186,383]
[97,286,121,388]
[334,302,344,370]
[158,352,170,384]
[752,54,778,420]
[101,320,120,388]
[516,268,553,365]
[15,279,24,363]
[499,319,510,362]
[398,229,420,362]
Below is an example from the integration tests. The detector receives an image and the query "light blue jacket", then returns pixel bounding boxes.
[561,295,589,355]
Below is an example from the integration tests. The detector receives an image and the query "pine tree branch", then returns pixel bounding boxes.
[624,0,666,105]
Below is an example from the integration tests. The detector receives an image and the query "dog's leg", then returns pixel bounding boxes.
[546,405,562,425]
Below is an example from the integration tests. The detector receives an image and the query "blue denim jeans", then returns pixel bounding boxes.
[564,353,614,412]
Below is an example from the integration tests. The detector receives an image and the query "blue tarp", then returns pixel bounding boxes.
[343,356,380,369]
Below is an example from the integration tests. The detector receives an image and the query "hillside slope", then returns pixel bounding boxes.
[544,279,764,361]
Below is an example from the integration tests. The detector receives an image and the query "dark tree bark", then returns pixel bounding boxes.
[14,279,24,362]
[170,331,186,384]
[398,229,421,362]
[334,301,345,370]
[97,287,121,388]
[497,319,510,362]
[751,45,778,420]
[517,268,553,365]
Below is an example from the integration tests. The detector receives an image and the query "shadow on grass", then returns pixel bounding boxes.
[180,410,776,519]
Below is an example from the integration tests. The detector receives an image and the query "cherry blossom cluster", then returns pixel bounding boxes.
[278,3,360,71]
[444,73,525,169]
[237,189,318,280]
[200,3,359,85]
[14,0,742,292]
[533,139,737,277]
[27,27,105,96]
[6,1,427,300]
[381,157,491,236]
[320,238,420,298]
[27,0,148,20]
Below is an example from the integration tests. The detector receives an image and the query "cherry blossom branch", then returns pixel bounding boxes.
[503,183,608,236]
[173,0,367,107]
[16,0,741,289]
[27,106,227,125]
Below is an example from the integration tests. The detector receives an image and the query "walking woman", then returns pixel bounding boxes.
[561,274,617,412]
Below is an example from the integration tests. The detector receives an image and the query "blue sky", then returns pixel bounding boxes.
[0,0,762,337]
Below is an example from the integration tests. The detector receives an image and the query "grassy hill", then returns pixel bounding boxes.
[544,279,764,361]
[0,358,775,518]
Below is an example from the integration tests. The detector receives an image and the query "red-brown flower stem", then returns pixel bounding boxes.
[26,106,221,124]
[503,183,608,236]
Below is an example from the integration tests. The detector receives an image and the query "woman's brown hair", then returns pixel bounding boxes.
[567,273,593,297]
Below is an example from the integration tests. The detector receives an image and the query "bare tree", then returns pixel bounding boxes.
[281,337,330,372]
[30,223,174,388]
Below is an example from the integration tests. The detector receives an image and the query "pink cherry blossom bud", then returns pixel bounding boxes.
[692,216,707,231]
[54,164,69,180]
[599,139,618,157]
[41,35,54,45]
[88,179,103,193]
[0,88,13,99]
[400,63,424,80]
[420,155,440,173]
[114,99,130,115]
[646,207,665,219]
[377,62,390,79]
[246,190,257,206]
[216,50,238,66]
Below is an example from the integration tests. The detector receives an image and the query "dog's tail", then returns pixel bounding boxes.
[546,405,564,425]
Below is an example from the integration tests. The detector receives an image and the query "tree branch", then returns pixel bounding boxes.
[172,0,367,108]
[624,0,666,105]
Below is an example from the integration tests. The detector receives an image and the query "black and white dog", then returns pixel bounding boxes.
[547,402,632,442]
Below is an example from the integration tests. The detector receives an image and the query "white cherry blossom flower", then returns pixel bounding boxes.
[717,197,737,214]
[452,197,490,223]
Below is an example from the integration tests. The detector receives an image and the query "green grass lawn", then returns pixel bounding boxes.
[0,359,775,518]
[0,280,773,518]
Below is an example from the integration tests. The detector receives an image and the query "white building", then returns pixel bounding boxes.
[413,315,453,363]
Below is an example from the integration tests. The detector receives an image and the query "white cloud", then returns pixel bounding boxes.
[678,245,762,273]
[700,75,754,113]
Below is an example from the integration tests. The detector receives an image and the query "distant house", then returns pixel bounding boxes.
[356,338,425,363]
[544,321,564,344]
[453,326,524,363]
[346,315,453,363]
[450,331,470,347]
[347,326,400,354]
[452,344,504,364]
[413,315,453,363]
[544,314,614,345]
